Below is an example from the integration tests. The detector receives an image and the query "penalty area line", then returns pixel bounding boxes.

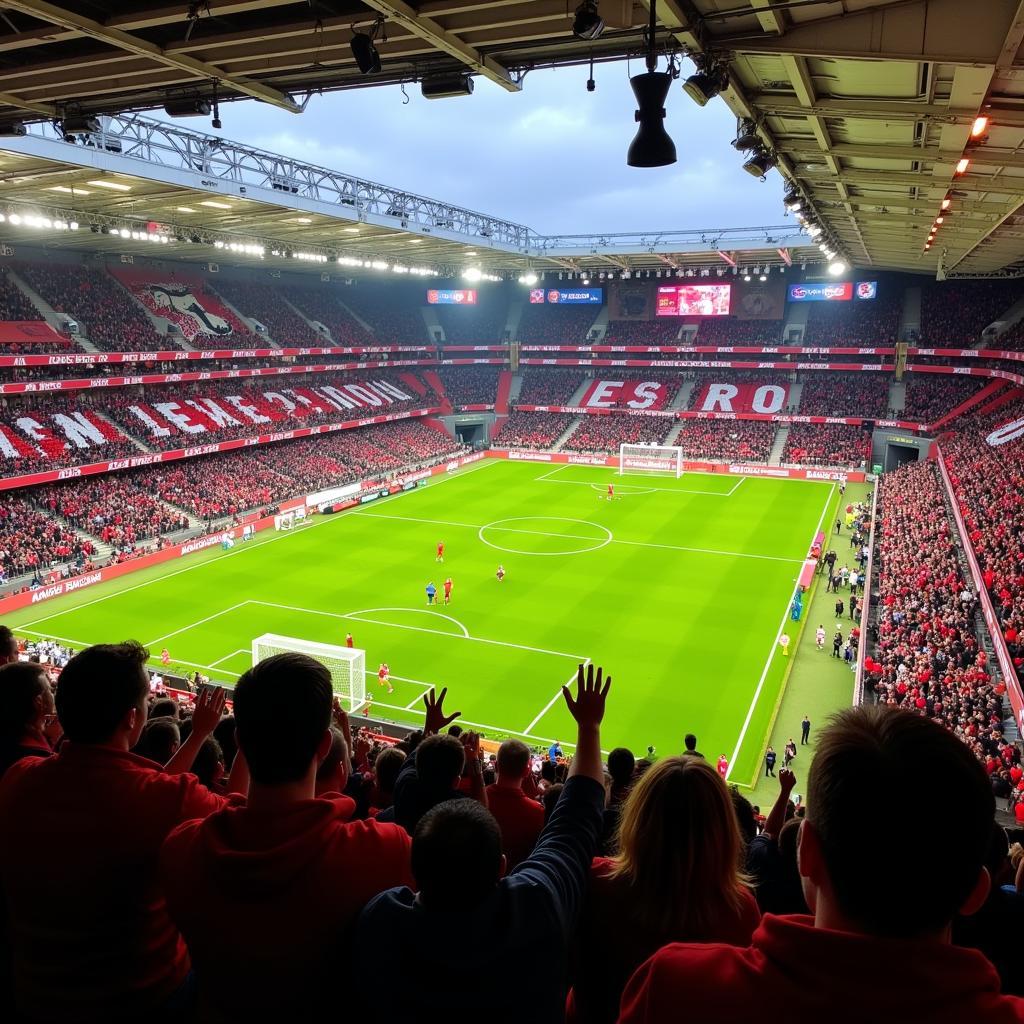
[523,661,589,735]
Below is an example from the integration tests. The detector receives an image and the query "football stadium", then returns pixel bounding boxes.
[1,1,1024,1021]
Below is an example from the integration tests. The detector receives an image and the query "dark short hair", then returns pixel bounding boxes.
[608,747,636,787]
[412,799,502,909]
[684,733,698,751]
[496,739,530,778]
[233,652,332,785]
[416,734,465,795]
[374,746,406,792]
[132,717,181,765]
[56,642,150,743]
[808,705,994,936]
[149,697,179,720]
[191,735,225,789]
[0,625,17,665]
[0,662,49,740]
[316,726,348,783]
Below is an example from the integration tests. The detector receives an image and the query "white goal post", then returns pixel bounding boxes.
[619,443,684,478]
[275,507,310,531]
[251,633,366,712]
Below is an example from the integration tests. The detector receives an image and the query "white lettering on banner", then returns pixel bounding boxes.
[509,451,553,462]
[183,444,221,458]
[57,467,82,479]
[986,416,1024,447]
[568,455,610,466]
[29,572,103,604]
[129,406,171,438]
[189,398,241,428]
[805,470,845,480]
[729,465,792,477]
[628,382,662,410]
[51,412,108,450]
[320,385,356,410]
[587,380,622,408]
[702,383,739,412]
[751,385,785,414]
[223,394,271,425]
[181,534,230,555]
[155,401,206,434]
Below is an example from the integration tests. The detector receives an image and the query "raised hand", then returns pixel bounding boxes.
[778,767,797,796]
[190,686,227,739]
[562,663,611,729]
[422,686,461,735]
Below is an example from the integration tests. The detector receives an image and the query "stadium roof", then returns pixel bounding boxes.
[0,1,1023,276]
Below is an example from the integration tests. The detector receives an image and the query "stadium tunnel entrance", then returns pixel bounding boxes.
[873,429,931,473]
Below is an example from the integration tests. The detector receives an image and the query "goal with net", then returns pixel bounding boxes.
[619,443,684,478]
[251,633,366,711]
[275,507,310,531]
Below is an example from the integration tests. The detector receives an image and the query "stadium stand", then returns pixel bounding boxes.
[796,373,890,418]
[900,375,985,422]
[674,419,777,462]
[603,320,681,344]
[782,422,869,467]
[561,415,673,453]
[17,262,168,352]
[339,287,429,346]
[492,411,576,448]
[802,292,900,346]
[517,303,599,344]
[516,368,586,405]
[436,301,508,343]
[437,365,500,406]
[0,494,94,581]
[693,318,783,345]
[0,268,75,355]
[281,286,374,347]
[919,280,1022,348]
[209,279,320,345]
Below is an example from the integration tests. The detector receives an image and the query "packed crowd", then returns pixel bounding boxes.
[1,638,1017,1021]
[900,375,985,423]
[17,262,169,353]
[211,280,321,346]
[0,495,94,583]
[783,423,870,467]
[340,287,430,346]
[437,303,508,343]
[942,405,1024,691]
[0,268,71,355]
[437,365,500,406]
[796,373,890,418]
[866,461,1022,812]
[919,280,1021,348]
[693,318,784,345]
[561,415,673,454]
[286,286,375,348]
[802,294,900,346]
[517,368,586,405]
[517,304,600,344]
[674,419,777,462]
[492,411,577,449]
[603,319,682,344]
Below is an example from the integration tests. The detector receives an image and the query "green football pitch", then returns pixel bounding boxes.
[7,458,840,786]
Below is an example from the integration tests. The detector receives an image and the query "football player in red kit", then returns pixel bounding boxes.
[436,542,444,563]
[443,577,453,605]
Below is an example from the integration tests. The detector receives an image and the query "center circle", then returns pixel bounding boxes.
[477,517,613,556]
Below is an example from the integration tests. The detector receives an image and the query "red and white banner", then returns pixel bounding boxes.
[694,381,791,414]
[985,415,1024,447]
[0,406,441,492]
[580,379,671,410]
[0,321,71,347]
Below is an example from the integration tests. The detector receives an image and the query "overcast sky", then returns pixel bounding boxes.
[200,62,787,237]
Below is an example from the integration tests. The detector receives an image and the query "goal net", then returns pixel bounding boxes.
[619,443,683,478]
[251,633,366,711]
[275,507,310,531]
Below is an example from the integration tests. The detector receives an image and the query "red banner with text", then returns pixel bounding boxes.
[579,379,671,410]
[693,381,792,414]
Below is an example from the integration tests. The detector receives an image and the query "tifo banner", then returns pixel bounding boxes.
[694,381,791,414]
[985,415,1024,447]
[0,320,69,346]
[579,379,671,410]
[734,276,788,320]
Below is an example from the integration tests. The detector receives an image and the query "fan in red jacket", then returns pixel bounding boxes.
[619,706,1024,1024]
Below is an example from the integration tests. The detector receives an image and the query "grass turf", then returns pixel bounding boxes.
[7,458,840,785]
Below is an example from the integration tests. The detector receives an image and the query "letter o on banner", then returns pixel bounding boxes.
[751,384,785,414]
[986,416,1024,447]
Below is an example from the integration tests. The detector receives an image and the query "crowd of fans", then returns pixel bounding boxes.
[900,375,985,423]
[919,280,1021,348]
[802,294,900,346]
[492,411,576,449]
[783,422,870,467]
[942,404,1024,692]
[0,495,94,582]
[603,320,682,344]
[674,419,777,462]
[562,416,673,454]
[797,373,890,418]
[339,287,430,346]
[866,461,1021,810]
[211,280,321,346]
[286,287,375,348]
[694,318,784,345]
[437,303,508,343]
[437,365,500,406]
[17,262,169,353]
[0,268,74,355]
[517,368,586,405]
[517,305,600,344]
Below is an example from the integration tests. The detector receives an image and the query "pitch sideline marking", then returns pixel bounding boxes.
[16,457,502,630]
[726,483,836,778]
[209,648,248,667]
[144,603,249,648]
[524,662,589,735]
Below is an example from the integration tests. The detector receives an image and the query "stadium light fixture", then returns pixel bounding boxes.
[626,0,676,168]
[350,19,383,75]
[743,274,751,282]
[463,267,483,282]
[0,121,25,137]
[732,119,759,152]
[682,60,728,107]
[741,146,776,179]
[971,115,989,137]
[955,157,970,174]
[941,197,951,210]
[759,275,767,282]
[519,271,539,286]
[828,260,847,276]
[582,277,591,285]
[164,98,211,118]
[572,0,604,40]
[783,188,802,212]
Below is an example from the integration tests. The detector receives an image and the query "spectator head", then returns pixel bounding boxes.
[213,714,237,767]
[131,717,180,765]
[683,733,699,754]
[730,788,757,849]
[412,799,504,910]
[374,746,406,801]
[611,755,749,936]
[315,726,349,795]
[542,783,563,823]
[0,625,17,666]
[416,734,465,796]
[495,739,530,783]
[233,652,333,786]
[447,724,463,739]
[802,705,994,938]
[56,641,150,746]
[0,661,53,741]
[191,735,225,790]
[608,747,636,789]
[149,697,179,720]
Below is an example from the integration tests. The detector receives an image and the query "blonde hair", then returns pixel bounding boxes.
[609,755,751,937]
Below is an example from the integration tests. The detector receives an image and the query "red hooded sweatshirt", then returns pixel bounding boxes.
[619,914,1024,1024]
[160,793,412,1020]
